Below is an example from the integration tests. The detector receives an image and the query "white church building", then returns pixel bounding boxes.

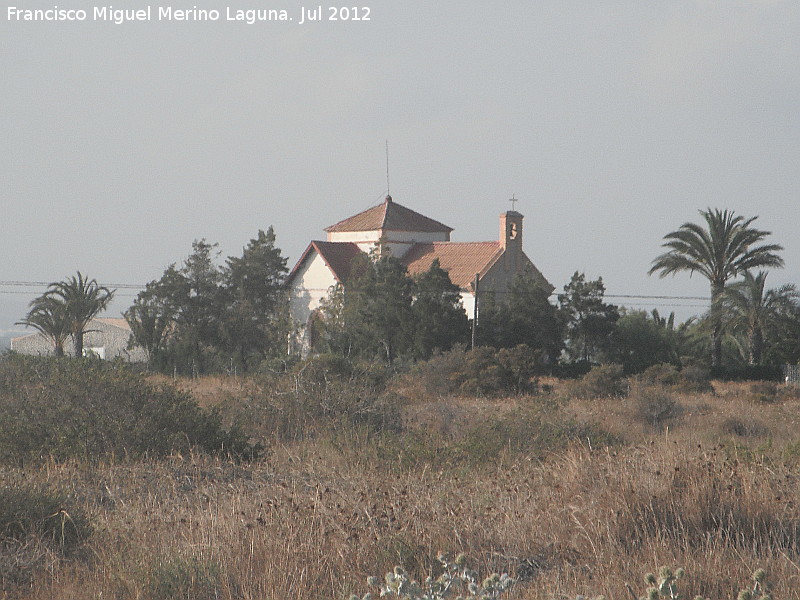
[286,195,553,352]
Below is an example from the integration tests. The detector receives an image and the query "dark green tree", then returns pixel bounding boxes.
[221,227,289,370]
[127,229,290,374]
[411,259,469,359]
[355,253,415,364]
[127,241,223,373]
[477,272,564,362]
[649,208,784,367]
[764,301,800,365]
[609,309,677,374]
[124,276,179,365]
[319,253,414,363]
[180,239,225,352]
[558,272,619,363]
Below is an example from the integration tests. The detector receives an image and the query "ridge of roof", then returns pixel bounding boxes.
[324,197,453,234]
[286,241,365,285]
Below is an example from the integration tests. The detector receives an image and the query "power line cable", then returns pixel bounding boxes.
[0,280,713,305]
[0,280,145,289]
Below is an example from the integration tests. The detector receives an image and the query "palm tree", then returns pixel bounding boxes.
[648,208,784,367]
[47,272,115,357]
[723,271,798,365]
[16,295,71,356]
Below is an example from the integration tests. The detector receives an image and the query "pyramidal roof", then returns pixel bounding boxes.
[324,195,453,234]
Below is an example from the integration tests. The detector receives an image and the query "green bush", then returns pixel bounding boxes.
[639,363,682,387]
[720,417,769,438]
[0,483,91,552]
[0,482,92,590]
[564,363,628,399]
[749,381,778,404]
[630,383,682,430]
[405,345,546,399]
[236,355,402,443]
[0,355,257,463]
[674,364,714,394]
[639,363,713,394]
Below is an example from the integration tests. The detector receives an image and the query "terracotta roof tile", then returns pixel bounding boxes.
[94,317,131,330]
[325,197,453,234]
[402,242,503,289]
[286,241,365,285]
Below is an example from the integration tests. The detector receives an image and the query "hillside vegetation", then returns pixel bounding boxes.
[1,353,799,599]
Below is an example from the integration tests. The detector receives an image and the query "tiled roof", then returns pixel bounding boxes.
[13,318,131,341]
[402,242,503,289]
[94,318,131,330]
[286,241,365,285]
[324,196,453,234]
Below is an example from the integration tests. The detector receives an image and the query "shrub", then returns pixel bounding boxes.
[564,363,627,399]
[720,417,769,438]
[639,363,682,387]
[0,355,257,464]
[404,345,546,399]
[675,364,714,393]
[0,483,92,591]
[496,345,546,394]
[453,347,517,396]
[778,384,800,401]
[449,410,618,467]
[0,483,91,552]
[237,356,403,443]
[639,363,713,394]
[749,381,778,404]
[630,383,682,431]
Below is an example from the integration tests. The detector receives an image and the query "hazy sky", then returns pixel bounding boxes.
[3,1,799,344]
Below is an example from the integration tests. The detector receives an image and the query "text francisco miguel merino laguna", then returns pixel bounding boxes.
[7,6,372,25]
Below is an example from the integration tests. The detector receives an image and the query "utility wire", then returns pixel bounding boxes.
[0,280,145,289]
[0,280,712,307]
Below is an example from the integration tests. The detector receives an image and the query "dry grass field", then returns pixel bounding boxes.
[2,366,800,599]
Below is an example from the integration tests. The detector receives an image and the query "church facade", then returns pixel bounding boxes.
[286,195,553,352]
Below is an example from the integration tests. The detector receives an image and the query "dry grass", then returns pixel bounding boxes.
[3,378,800,599]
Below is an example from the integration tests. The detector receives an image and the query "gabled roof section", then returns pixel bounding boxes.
[286,241,365,285]
[324,196,453,234]
[402,242,503,289]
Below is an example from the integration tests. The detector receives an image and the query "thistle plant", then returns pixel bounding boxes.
[574,567,771,600]
[641,566,685,600]
[633,567,770,600]
[349,553,514,600]
[736,568,771,600]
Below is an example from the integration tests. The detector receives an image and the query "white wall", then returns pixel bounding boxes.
[288,251,338,331]
[461,292,476,320]
[327,229,449,259]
